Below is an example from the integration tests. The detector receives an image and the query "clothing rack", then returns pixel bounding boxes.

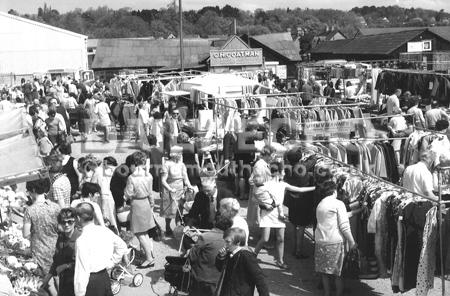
[316,150,445,296]
[382,68,450,78]
[299,113,413,125]
[291,136,410,143]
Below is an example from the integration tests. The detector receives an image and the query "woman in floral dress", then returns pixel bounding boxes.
[22,178,60,295]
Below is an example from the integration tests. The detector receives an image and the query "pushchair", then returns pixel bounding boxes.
[110,247,144,295]
[164,226,211,295]
[164,255,192,296]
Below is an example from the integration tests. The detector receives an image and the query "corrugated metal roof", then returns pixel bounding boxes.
[250,32,301,61]
[312,29,426,55]
[92,38,210,69]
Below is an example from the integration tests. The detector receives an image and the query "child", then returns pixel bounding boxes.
[37,129,53,156]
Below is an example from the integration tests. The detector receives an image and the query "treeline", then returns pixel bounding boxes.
[6,3,450,53]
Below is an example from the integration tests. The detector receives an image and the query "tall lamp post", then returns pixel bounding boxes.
[179,0,184,71]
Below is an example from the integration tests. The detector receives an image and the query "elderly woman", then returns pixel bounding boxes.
[161,146,194,235]
[215,228,269,296]
[315,178,356,296]
[43,208,82,296]
[219,198,249,245]
[124,151,156,268]
[23,178,60,296]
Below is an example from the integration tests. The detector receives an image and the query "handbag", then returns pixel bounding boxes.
[342,248,360,279]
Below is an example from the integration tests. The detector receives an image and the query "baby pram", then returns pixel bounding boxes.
[164,256,192,296]
[164,226,211,296]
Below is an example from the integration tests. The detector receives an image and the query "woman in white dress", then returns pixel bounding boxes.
[94,95,111,143]
[253,162,315,269]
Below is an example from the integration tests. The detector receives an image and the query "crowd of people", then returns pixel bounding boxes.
[1,72,449,296]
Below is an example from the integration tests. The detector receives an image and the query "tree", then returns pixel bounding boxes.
[196,11,229,36]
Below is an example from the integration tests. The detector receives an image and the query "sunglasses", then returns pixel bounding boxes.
[60,220,75,226]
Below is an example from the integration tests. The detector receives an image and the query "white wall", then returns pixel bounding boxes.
[0,13,87,75]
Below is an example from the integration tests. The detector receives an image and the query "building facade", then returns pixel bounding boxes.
[0,11,88,79]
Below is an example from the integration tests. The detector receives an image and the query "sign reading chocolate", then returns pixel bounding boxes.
[210,49,263,66]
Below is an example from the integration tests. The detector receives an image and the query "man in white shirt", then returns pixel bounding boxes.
[386,89,401,115]
[74,203,127,296]
[425,101,449,130]
[402,150,437,200]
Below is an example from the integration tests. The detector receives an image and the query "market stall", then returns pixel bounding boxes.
[0,109,48,295]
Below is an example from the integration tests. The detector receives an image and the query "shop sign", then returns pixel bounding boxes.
[210,49,263,67]
[303,121,354,138]
[275,65,287,79]
[407,40,432,52]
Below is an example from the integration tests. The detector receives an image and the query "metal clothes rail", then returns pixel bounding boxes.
[317,150,445,296]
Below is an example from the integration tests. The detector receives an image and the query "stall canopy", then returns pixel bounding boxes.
[0,109,47,186]
[181,73,260,97]
[0,108,29,140]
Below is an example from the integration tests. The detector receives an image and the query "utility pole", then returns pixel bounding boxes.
[179,0,184,71]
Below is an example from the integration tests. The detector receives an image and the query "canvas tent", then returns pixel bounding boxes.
[181,73,260,97]
[0,109,47,186]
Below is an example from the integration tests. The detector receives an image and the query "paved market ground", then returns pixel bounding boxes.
[69,131,450,296]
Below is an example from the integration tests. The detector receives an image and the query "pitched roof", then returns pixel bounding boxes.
[92,38,210,69]
[317,29,347,40]
[248,32,301,61]
[358,26,450,41]
[358,27,425,36]
[310,39,352,53]
[312,29,427,55]
[429,27,450,43]
[0,11,86,39]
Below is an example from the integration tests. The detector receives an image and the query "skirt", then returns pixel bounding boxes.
[160,179,184,219]
[315,242,345,276]
[130,198,155,234]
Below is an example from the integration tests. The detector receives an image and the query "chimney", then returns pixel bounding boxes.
[287,28,291,34]
[331,25,335,31]
[325,25,329,32]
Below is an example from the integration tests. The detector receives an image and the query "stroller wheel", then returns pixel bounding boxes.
[110,266,122,280]
[111,280,121,295]
[132,273,144,287]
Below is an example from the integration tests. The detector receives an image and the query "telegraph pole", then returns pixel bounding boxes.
[179,0,184,71]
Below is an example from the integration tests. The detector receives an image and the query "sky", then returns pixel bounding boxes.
[1,0,450,14]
